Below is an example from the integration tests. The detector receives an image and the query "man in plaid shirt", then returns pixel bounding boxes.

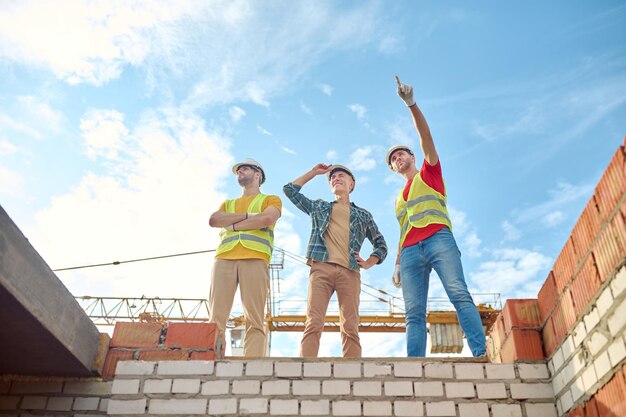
[284,163,387,357]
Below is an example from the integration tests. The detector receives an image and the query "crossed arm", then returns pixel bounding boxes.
[209,206,281,230]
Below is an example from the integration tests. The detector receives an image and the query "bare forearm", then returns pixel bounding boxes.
[209,211,246,228]
[231,212,278,230]
[409,104,438,166]
[292,170,318,187]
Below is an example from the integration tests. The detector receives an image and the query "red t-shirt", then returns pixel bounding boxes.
[401,159,447,247]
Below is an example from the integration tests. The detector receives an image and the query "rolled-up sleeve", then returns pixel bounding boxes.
[366,215,387,264]
[283,182,314,215]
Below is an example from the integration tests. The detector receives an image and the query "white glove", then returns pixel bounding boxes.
[395,76,415,107]
[392,264,401,288]
[246,212,259,218]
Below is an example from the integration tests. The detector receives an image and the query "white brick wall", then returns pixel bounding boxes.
[240,398,268,414]
[458,402,489,417]
[270,399,298,415]
[158,360,213,375]
[149,398,207,414]
[394,400,424,417]
[207,398,236,415]
[301,399,329,416]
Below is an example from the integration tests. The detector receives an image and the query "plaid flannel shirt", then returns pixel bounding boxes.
[283,182,387,270]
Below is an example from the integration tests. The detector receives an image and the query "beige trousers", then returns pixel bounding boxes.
[300,261,361,358]
[208,258,269,357]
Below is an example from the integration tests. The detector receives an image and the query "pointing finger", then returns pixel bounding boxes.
[395,75,401,86]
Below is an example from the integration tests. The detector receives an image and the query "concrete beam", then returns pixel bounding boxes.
[0,205,101,376]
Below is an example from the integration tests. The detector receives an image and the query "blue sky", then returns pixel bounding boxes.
[1,1,624,357]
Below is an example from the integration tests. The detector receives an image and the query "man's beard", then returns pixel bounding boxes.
[237,175,254,187]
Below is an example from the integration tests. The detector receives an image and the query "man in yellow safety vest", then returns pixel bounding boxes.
[208,158,282,357]
[387,77,486,357]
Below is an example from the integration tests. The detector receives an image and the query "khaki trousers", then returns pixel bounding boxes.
[300,261,361,358]
[208,258,269,357]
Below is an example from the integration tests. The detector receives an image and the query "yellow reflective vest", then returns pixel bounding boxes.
[396,173,452,246]
[215,194,275,258]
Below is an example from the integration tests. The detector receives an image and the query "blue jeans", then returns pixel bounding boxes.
[400,228,486,357]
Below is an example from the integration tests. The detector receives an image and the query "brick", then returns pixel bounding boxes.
[334,362,361,378]
[595,147,626,221]
[201,380,229,395]
[542,316,559,358]
[561,335,576,359]
[610,266,626,298]
[304,362,331,377]
[425,401,455,417]
[111,378,140,394]
[552,291,576,347]
[0,396,19,410]
[524,403,558,417]
[490,314,507,355]
[384,381,413,396]
[262,380,290,395]
[424,363,453,378]
[73,397,100,411]
[207,398,236,415]
[190,350,216,360]
[584,307,601,332]
[159,360,214,375]
[115,359,154,375]
[269,399,298,415]
[518,363,550,379]
[107,399,146,414]
[332,400,361,416]
[363,362,392,377]
[594,350,612,380]
[560,390,574,415]
[232,380,261,395]
[144,378,172,393]
[584,396,600,417]
[215,361,243,377]
[172,378,201,394]
[593,218,624,281]
[394,361,422,377]
[572,320,587,347]
[566,405,584,417]
[63,381,112,395]
[301,399,329,416]
[582,365,598,392]
[92,332,111,376]
[492,404,522,417]
[595,370,626,417]
[275,361,301,377]
[323,380,351,395]
[586,330,609,356]
[554,238,577,293]
[510,382,554,399]
[499,328,544,362]
[292,380,320,395]
[414,381,443,397]
[363,401,392,416]
[570,253,601,317]
[150,398,208,414]
[246,360,273,376]
[102,351,135,379]
[353,381,381,396]
[165,322,218,349]
[502,299,541,332]
[138,349,189,361]
[571,196,601,261]
[240,398,268,415]
[598,284,616,319]
[570,376,586,402]
[100,398,109,412]
[394,400,424,417]
[21,396,47,410]
[608,297,626,337]
[458,403,489,417]
[110,322,162,348]
[445,382,474,398]
[608,336,626,366]
[10,381,62,394]
[455,363,484,379]
[538,272,558,324]
[476,383,507,399]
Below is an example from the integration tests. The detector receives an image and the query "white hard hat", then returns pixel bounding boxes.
[327,164,356,193]
[232,158,266,185]
[385,145,414,170]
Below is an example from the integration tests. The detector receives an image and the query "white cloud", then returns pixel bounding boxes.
[0,164,23,197]
[378,34,402,54]
[17,96,64,133]
[0,112,42,139]
[543,211,566,228]
[279,145,296,155]
[348,146,377,171]
[326,149,338,161]
[319,83,333,96]
[463,232,482,258]
[257,125,272,136]
[387,118,416,148]
[470,248,551,299]
[348,103,367,120]
[229,106,246,123]
[299,102,312,116]
[0,139,18,156]
[80,109,129,160]
[30,107,235,298]
[514,181,594,224]
[501,220,521,242]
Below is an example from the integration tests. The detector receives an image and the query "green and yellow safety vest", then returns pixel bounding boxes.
[215,194,275,257]
[396,174,452,246]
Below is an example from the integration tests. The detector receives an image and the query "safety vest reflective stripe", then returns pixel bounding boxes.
[409,209,450,224]
[220,233,273,250]
[406,194,446,208]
